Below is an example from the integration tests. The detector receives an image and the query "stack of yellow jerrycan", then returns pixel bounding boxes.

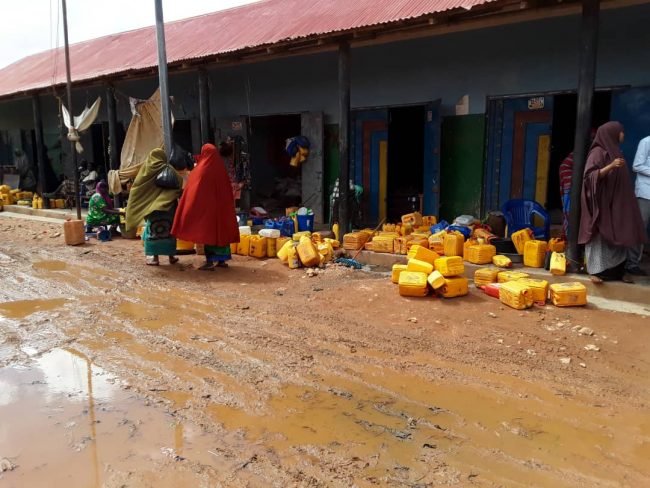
[499,281,534,310]
[550,282,587,307]
[398,271,429,297]
[474,267,500,287]
[498,270,529,283]
[517,278,549,304]
[369,233,397,253]
[523,240,548,268]
[511,228,533,254]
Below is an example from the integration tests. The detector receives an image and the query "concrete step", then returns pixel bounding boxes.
[354,250,650,308]
[1,204,86,220]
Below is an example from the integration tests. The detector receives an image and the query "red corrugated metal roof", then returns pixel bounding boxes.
[0,0,496,99]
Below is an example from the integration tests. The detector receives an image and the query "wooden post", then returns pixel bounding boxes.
[31,94,47,196]
[198,69,212,144]
[154,0,173,157]
[567,0,600,267]
[106,85,121,207]
[338,41,351,233]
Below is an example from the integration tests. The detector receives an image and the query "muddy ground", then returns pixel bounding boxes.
[0,216,648,487]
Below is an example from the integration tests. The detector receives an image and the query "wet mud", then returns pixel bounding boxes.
[1,218,649,486]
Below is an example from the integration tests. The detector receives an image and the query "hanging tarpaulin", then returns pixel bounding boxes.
[61,96,102,154]
[107,88,174,194]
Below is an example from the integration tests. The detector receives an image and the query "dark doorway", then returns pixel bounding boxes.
[173,120,194,154]
[386,105,425,221]
[249,114,302,217]
[548,91,612,214]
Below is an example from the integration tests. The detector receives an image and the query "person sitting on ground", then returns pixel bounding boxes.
[172,143,240,271]
[578,122,647,284]
[86,181,121,230]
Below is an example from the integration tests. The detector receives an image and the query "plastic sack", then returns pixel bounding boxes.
[155,165,181,189]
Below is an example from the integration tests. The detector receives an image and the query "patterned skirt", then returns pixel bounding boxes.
[143,209,177,257]
[204,245,232,263]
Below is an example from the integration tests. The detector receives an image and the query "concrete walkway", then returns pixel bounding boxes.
[0,204,87,220]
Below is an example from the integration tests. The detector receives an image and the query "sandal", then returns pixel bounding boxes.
[198,262,215,271]
[169,256,179,265]
[146,256,160,266]
[216,261,229,268]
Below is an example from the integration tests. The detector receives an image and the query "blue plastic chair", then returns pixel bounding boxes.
[502,199,550,241]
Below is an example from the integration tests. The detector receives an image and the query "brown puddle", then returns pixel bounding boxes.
[0,348,228,487]
[0,298,68,319]
[32,260,68,272]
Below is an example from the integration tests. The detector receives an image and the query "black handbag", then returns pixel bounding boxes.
[155,165,180,190]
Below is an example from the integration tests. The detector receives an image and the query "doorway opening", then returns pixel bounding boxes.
[547,91,612,214]
[248,114,302,217]
[173,119,194,153]
[387,106,425,221]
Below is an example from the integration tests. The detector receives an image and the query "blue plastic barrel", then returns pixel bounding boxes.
[297,214,314,232]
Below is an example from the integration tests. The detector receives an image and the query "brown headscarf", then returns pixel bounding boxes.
[578,121,647,247]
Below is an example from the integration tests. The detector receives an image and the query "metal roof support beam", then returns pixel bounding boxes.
[567,0,600,268]
[338,40,351,234]
[154,0,173,157]
[31,94,47,197]
[198,69,212,145]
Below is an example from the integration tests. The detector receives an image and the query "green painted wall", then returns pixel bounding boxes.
[440,115,485,222]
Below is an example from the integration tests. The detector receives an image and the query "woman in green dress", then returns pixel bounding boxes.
[125,148,182,266]
[86,182,121,230]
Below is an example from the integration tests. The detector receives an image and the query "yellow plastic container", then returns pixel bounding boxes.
[492,255,512,268]
[317,242,334,263]
[398,271,429,297]
[499,281,534,310]
[237,234,251,256]
[332,222,340,242]
[249,236,267,258]
[498,270,530,283]
[230,243,238,254]
[56,199,66,209]
[523,240,547,268]
[343,232,370,250]
[63,219,85,246]
[297,236,320,267]
[324,238,340,249]
[401,212,423,226]
[371,235,395,253]
[550,252,566,276]
[277,240,294,262]
[427,270,446,290]
[517,278,549,304]
[287,245,301,269]
[548,238,566,253]
[474,267,500,287]
[434,256,465,277]
[293,231,311,241]
[407,258,434,275]
[550,282,587,307]
[392,264,408,284]
[422,215,437,226]
[511,228,533,255]
[463,238,478,261]
[428,230,445,255]
[439,276,469,298]
[407,245,439,265]
[467,244,497,265]
[443,233,464,257]
[266,238,278,258]
[176,239,195,252]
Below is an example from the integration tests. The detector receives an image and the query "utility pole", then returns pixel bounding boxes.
[154,0,173,157]
[61,0,81,219]
[338,41,351,234]
[567,0,600,267]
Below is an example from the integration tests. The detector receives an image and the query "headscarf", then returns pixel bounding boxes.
[125,148,181,231]
[95,181,113,209]
[578,122,647,247]
[171,144,240,246]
